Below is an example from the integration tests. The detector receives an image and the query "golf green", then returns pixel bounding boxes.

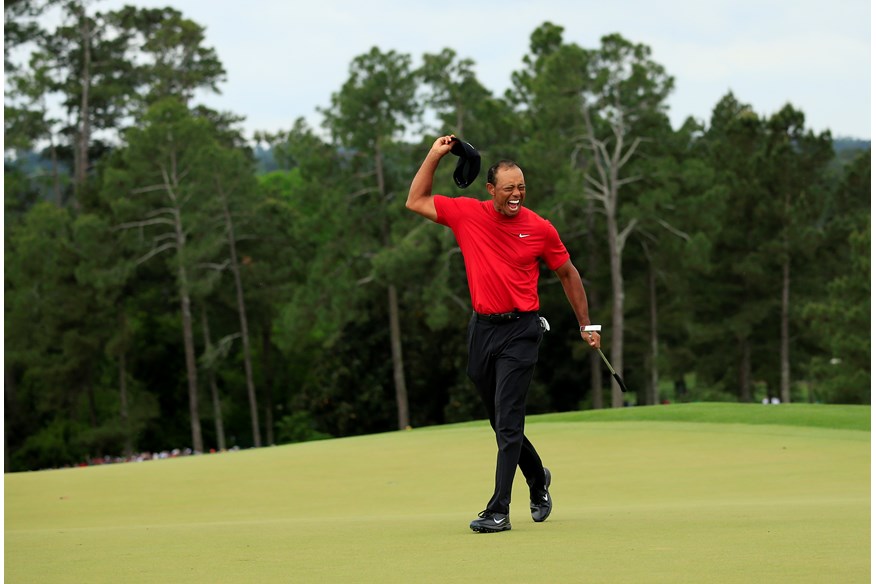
[5,405,870,583]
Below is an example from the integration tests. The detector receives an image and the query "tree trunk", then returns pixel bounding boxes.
[200,308,226,451]
[86,375,97,428]
[581,105,633,409]
[117,308,133,457]
[220,187,261,447]
[607,217,625,408]
[5,368,15,472]
[74,4,91,207]
[374,141,410,429]
[119,350,132,457]
[208,373,225,451]
[388,284,410,429]
[174,208,203,453]
[179,284,202,452]
[49,139,62,206]
[586,197,603,409]
[647,257,659,405]
[739,338,752,402]
[261,325,275,446]
[780,256,791,404]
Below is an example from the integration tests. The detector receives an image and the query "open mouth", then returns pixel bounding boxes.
[508,199,520,212]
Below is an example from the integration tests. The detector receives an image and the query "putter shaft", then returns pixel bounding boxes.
[596,348,616,375]
[587,331,628,393]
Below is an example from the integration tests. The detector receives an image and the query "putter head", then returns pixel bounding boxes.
[613,373,628,393]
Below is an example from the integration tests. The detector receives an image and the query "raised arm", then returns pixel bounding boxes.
[554,259,601,349]
[406,135,456,222]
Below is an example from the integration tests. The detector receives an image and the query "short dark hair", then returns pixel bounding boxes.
[486,160,521,185]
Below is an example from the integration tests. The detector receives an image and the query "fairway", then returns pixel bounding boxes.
[5,404,870,583]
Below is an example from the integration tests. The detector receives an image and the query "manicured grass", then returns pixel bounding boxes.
[5,404,870,583]
[535,402,872,431]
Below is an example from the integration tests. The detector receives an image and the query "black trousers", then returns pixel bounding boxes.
[467,312,548,515]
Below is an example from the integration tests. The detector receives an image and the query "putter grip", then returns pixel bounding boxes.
[613,373,628,393]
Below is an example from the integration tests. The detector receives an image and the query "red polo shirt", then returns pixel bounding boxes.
[434,195,570,314]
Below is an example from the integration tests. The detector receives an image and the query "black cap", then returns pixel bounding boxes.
[450,138,481,189]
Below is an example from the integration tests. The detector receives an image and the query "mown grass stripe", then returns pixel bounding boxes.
[526,402,871,431]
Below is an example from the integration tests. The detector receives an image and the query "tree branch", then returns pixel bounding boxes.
[152,232,177,245]
[615,175,642,188]
[134,241,176,265]
[584,173,608,198]
[655,217,690,241]
[618,137,643,169]
[197,260,231,271]
[144,207,177,218]
[349,187,378,199]
[115,217,175,230]
[593,138,612,173]
[131,184,169,195]
[610,119,625,165]
[160,165,177,203]
[449,292,468,312]
[618,218,639,252]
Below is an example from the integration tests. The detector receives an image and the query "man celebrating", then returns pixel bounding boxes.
[406,135,601,533]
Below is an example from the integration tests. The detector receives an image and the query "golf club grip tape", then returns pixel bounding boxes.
[613,373,628,392]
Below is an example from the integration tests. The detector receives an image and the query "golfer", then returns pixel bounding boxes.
[406,134,601,533]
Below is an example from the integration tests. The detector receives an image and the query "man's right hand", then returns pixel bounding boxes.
[430,134,457,157]
[582,330,601,349]
[406,134,457,222]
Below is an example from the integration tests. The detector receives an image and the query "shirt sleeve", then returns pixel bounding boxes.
[541,220,571,271]
[434,195,469,228]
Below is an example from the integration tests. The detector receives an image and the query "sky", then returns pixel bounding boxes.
[52,0,875,140]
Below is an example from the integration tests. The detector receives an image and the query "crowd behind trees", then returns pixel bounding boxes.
[4,2,870,471]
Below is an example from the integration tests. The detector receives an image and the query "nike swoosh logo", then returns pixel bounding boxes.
[518,234,530,238]
[493,517,505,524]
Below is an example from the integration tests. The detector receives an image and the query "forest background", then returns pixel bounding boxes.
[4,1,870,471]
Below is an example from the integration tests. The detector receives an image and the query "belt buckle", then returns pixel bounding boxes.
[490,312,517,323]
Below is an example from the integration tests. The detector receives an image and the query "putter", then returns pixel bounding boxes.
[583,325,628,393]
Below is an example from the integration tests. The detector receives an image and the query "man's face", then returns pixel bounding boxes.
[487,166,526,217]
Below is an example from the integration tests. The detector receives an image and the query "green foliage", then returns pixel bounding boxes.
[274,411,332,444]
[803,224,870,403]
[111,5,226,104]
[10,417,90,471]
[321,46,419,149]
[6,203,101,405]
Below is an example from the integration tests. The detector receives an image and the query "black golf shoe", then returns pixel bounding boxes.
[469,510,511,533]
[530,467,552,522]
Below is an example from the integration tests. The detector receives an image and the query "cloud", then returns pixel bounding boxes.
[663,34,868,81]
